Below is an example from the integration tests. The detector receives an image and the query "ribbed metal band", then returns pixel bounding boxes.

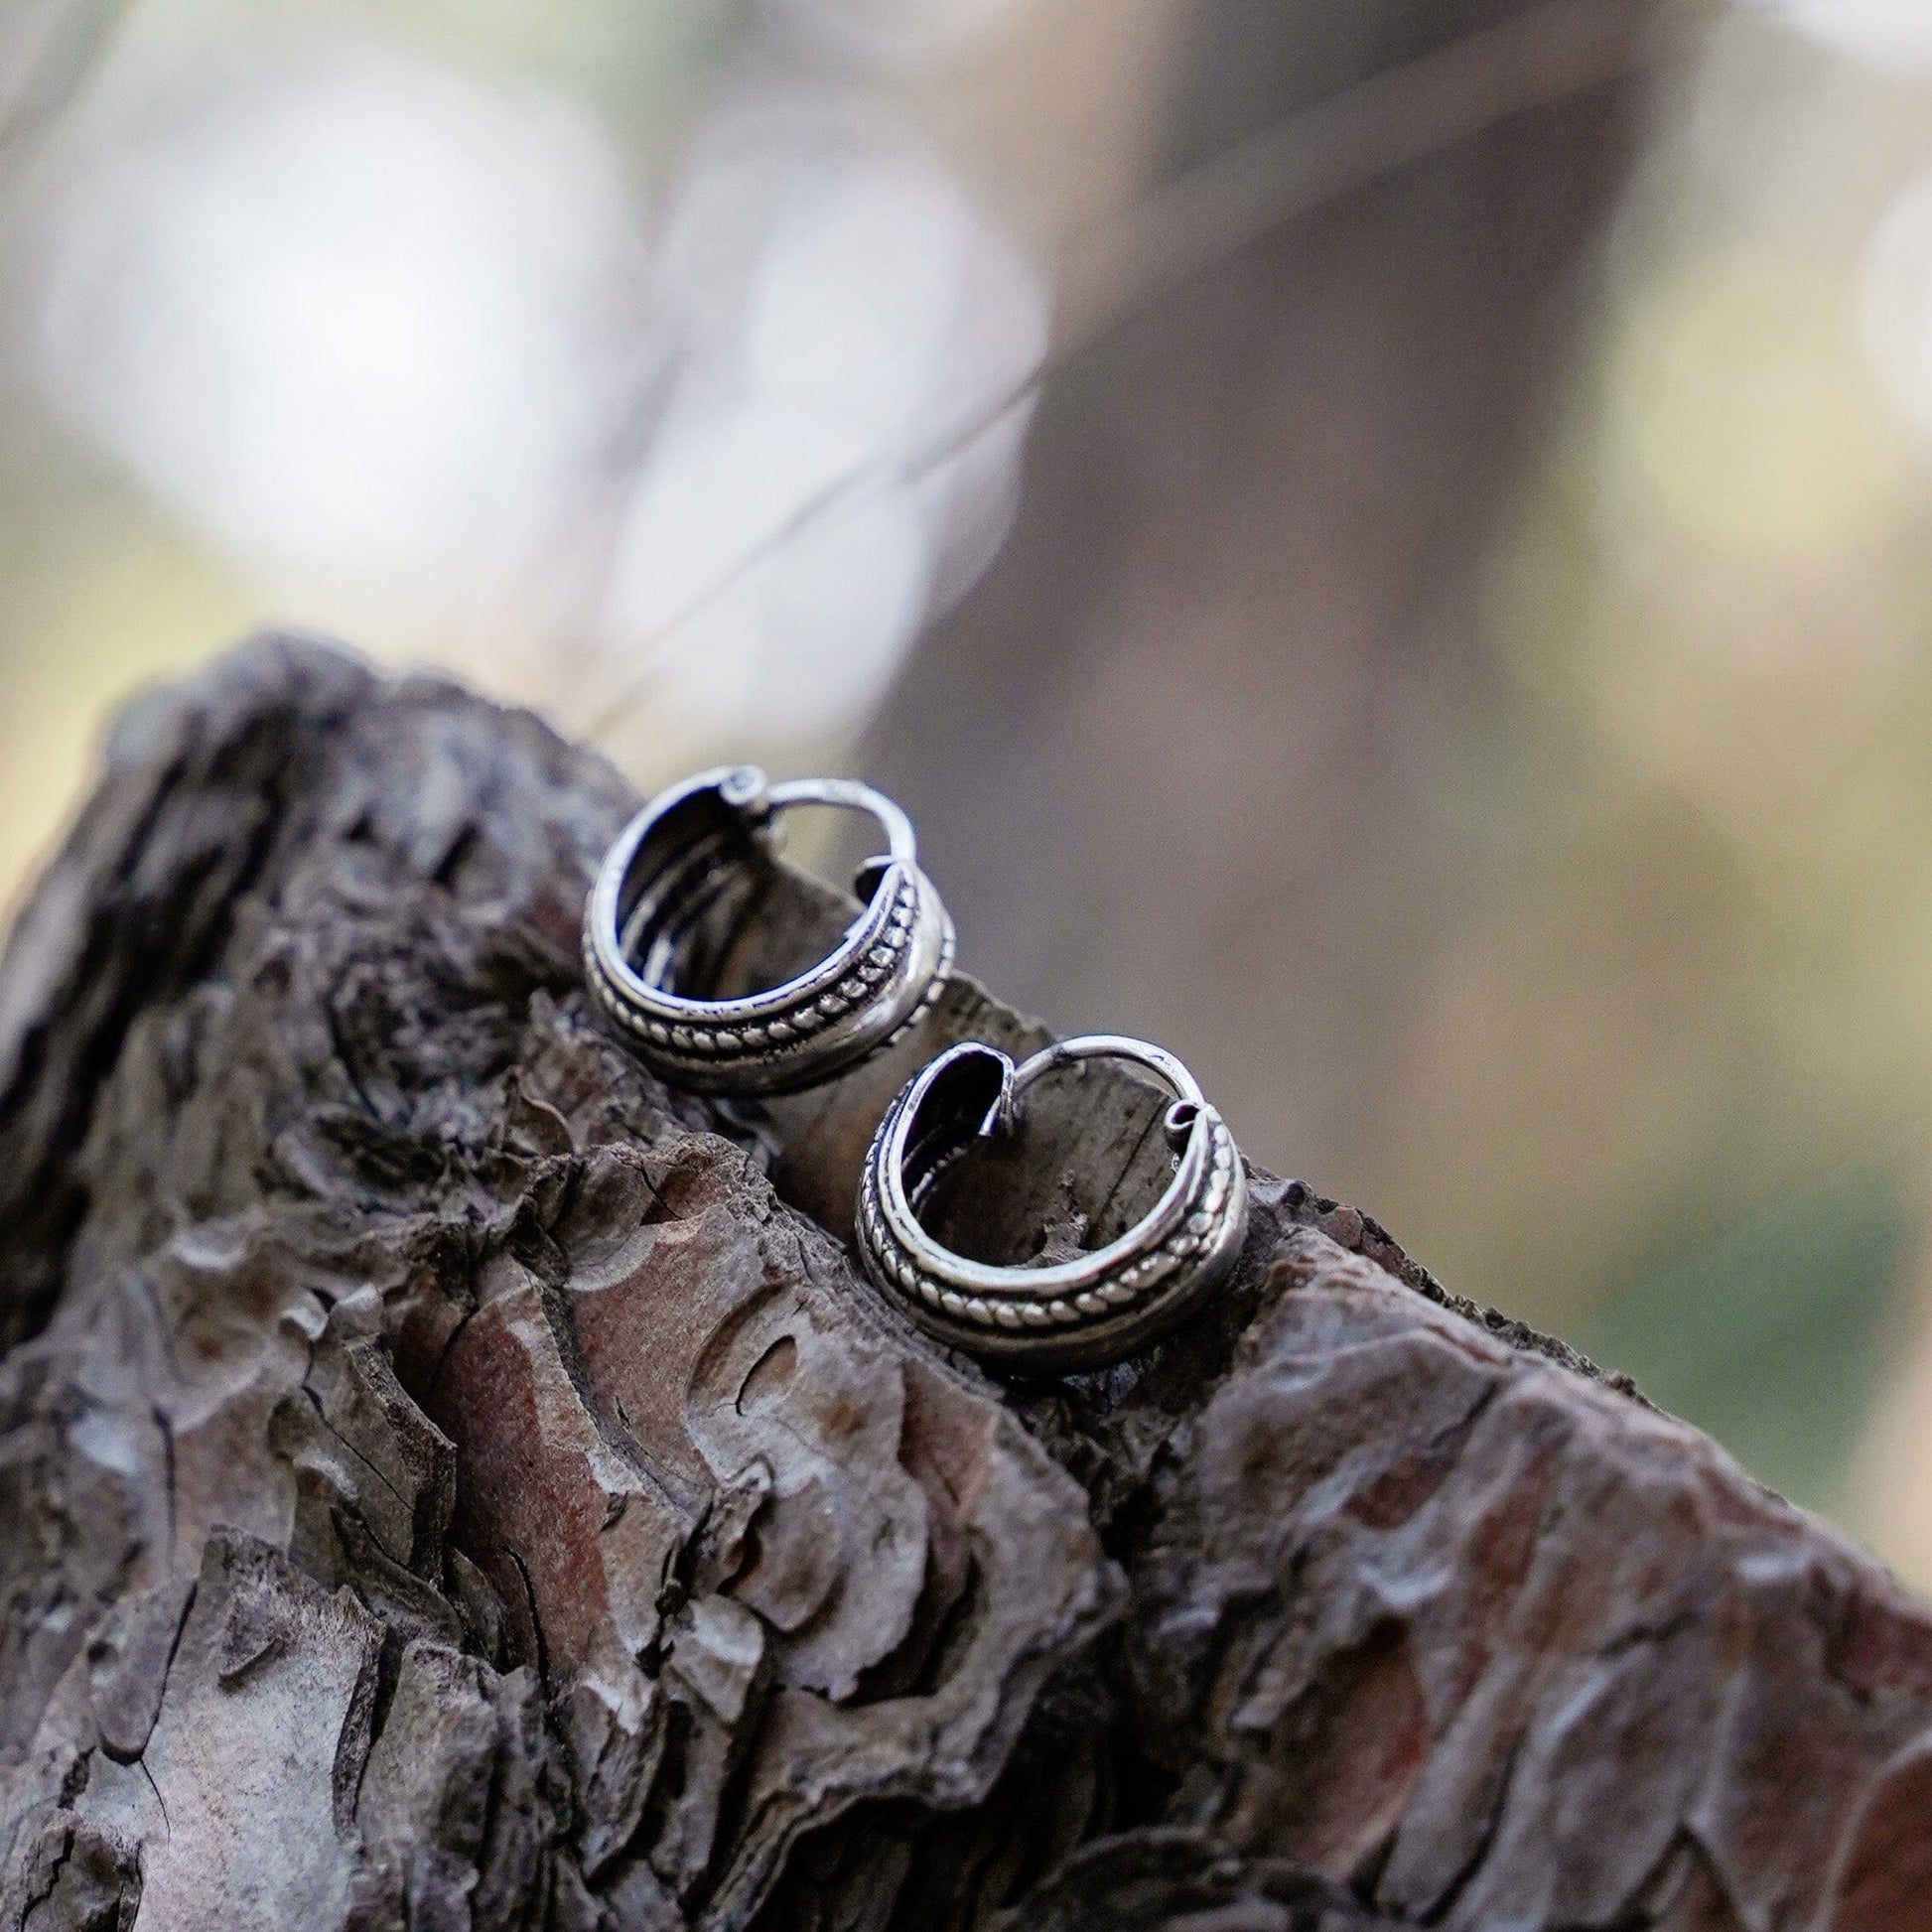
[857,1035,1249,1371]
[584,765,954,1095]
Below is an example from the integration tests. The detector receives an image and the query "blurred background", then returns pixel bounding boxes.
[6,0,1932,1580]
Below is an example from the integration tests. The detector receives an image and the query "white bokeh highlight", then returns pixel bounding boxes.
[32,41,650,630]
[597,98,1046,753]
[1860,165,1932,442]
[1747,0,1932,72]
[23,34,1047,762]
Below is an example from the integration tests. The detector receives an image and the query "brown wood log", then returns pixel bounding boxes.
[1,636,1928,1932]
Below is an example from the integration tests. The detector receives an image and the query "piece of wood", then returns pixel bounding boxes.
[0,637,1928,1932]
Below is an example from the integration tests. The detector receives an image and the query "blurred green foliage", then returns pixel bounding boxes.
[1586,1171,1911,1514]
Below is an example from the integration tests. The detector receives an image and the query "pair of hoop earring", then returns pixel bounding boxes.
[584,766,1250,1372]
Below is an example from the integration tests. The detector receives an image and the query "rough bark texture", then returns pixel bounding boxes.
[1,637,1930,1932]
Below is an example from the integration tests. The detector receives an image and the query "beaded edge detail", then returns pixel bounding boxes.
[585,870,937,1074]
[857,1099,1240,1336]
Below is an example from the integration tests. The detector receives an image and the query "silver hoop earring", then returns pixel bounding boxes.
[584,765,954,1095]
[857,1035,1248,1371]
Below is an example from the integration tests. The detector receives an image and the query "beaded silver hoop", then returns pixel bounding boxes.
[857,1035,1248,1371]
[584,765,954,1095]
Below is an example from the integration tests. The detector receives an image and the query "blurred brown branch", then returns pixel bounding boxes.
[584,0,1682,754]
[1056,0,1681,334]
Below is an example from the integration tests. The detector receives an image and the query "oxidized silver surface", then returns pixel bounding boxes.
[857,1035,1249,1371]
[584,765,954,1095]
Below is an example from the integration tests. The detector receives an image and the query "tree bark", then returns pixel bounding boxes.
[1,636,1928,1932]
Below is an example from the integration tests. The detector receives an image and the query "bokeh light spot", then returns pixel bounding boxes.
[1603,247,1915,560]
[31,40,648,629]
[1860,163,1932,446]
[1744,0,1932,74]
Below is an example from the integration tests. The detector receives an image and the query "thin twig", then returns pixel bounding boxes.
[585,0,1690,751]
[1055,0,1674,335]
